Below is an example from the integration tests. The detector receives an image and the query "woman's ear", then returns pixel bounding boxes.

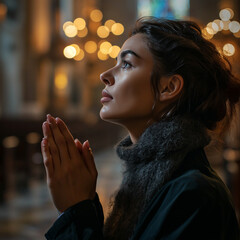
[159,74,184,102]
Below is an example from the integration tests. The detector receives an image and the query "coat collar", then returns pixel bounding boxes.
[116,115,210,167]
[104,116,211,239]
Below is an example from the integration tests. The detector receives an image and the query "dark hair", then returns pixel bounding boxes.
[130,17,240,133]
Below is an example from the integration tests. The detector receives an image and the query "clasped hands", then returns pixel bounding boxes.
[41,114,97,213]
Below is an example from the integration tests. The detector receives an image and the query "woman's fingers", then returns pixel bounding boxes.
[75,139,97,177]
[41,138,54,179]
[42,121,61,170]
[55,117,74,141]
[41,116,98,211]
[43,114,96,175]
[82,140,98,178]
[47,115,70,166]
[75,139,83,153]
[55,117,82,161]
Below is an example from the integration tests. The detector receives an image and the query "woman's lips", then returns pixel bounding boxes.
[101,90,113,103]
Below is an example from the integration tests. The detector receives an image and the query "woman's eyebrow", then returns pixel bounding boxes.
[116,50,142,61]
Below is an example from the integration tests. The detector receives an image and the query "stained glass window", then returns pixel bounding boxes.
[138,0,189,19]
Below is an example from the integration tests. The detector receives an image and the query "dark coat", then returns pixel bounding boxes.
[45,149,239,240]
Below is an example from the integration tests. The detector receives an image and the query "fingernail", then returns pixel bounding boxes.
[47,115,50,123]
[55,117,61,124]
[86,140,92,154]
[47,114,54,122]
[85,140,90,148]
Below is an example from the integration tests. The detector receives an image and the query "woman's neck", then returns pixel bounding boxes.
[125,120,153,144]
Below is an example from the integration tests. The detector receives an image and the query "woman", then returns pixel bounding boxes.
[41,17,240,239]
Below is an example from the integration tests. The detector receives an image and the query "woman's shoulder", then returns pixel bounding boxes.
[164,148,231,202]
[133,168,239,240]
[171,168,223,188]
[149,168,237,227]
[164,168,231,203]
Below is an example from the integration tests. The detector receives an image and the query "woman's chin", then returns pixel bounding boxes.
[99,108,120,125]
[99,108,111,121]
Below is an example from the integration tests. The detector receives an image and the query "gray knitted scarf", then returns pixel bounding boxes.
[104,115,210,240]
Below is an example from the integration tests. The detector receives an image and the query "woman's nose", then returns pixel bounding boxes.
[100,69,115,86]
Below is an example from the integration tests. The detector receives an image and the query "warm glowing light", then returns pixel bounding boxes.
[229,21,240,33]
[111,23,124,35]
[219,9,232,21]
[223,149,239,162]
[3,136,19,148]
[223,43,235,56]
[202,28,213,39]
[100,41,112,54]
[213,19,224,31]
[206,27,214,35]
[90,9,103,22]
[97,26,110,38]
[26,132,41,144]
[74,49,85,61]
[55,73,68,89]
[222,20,230,30]
[109,45,121,58]
[64,25,78,37]
[0,3,7,21]
[209,22,219,32]
[228,8,234,19]
[77,27,88,38]
[105,19,116,31]
[97,51,109,60]
[63,21,73,31]
[84,41,97,54]
[74,18,86,30]
[63,45,77,58]
[89,21,100,33]
[98,40,105,48]
[212,22,219,32]
[216,47,222,55]
[207,22,217,34]
[71,44,80,55]
[234,31,240,38]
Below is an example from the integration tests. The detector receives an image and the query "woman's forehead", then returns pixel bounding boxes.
[120,34,150,58]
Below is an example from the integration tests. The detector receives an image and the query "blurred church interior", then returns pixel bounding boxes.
[0,0,239,238]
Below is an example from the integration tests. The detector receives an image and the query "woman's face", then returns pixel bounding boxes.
[99,34,155,127]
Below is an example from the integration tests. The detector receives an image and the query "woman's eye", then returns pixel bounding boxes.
[121,61,132,69]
